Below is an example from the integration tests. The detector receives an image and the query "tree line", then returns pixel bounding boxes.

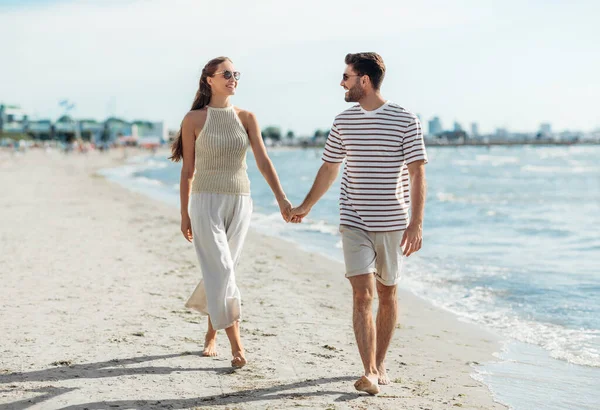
[261,127,330,141]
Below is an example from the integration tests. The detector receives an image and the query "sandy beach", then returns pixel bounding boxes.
[0,148,506,409]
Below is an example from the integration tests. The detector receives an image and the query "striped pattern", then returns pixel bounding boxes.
[322,101,427,232]
[192,106,251,195]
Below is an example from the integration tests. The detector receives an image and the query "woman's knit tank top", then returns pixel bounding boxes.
[191,106,251,195]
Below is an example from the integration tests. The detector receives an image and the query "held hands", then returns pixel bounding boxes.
[278,196,310,224]
[278,197,293,222]
[401,223,423,257]
[289,203,310,224]
[182,196,306,241]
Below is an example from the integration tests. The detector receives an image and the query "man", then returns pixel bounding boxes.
[290,52,427,395]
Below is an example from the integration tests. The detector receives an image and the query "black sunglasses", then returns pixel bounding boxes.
[214,70,241,80]
[342,73,361,81]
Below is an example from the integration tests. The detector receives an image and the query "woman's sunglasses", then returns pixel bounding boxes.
[213,70,241,81]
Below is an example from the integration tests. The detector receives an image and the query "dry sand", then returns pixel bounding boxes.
[0,148,506,409]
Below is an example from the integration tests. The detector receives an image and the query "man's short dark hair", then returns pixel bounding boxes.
[345,52,386,90]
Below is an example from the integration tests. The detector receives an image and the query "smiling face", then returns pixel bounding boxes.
[207,60,239,97]
[340,64,365,102]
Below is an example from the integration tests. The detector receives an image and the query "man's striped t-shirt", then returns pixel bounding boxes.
[322,101,428,232]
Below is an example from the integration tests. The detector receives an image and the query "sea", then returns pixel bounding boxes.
[99,144,600,410]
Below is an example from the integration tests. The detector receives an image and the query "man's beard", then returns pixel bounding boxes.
[344,84,365,102]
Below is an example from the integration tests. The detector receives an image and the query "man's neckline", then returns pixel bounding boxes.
[359,100,389,115]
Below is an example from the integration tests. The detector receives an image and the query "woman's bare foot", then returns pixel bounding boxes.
[377,364,390,385]
[231,350,246,368]
[202,332,217,357]
[354,375,380,395]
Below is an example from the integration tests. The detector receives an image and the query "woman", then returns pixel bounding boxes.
[170,56,292,368]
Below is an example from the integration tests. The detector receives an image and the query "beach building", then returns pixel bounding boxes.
[27,120,53,140]
[54,115,79,142]
[104,117,132,142]
[79,119,104,142]
[1,103,165,146]
[0,104,27,134]
[427,116,443,136]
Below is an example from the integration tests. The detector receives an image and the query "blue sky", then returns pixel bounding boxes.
[1,0,599,135]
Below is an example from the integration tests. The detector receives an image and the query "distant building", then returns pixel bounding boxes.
[27,120,53,140]
[453,121,463,132]
[105,117,132,141]
[436,130,467,142]
[1,103,165,145]
[428,116,443,136]
[132,120,165,139]
[79,119,104,142]
[0,104,27,133]
[495,128,509,138]
[539,123,552,135]
[588,129,600,143]
[54,115,78,142]
[470,122,479,138]
[558,131,581,143]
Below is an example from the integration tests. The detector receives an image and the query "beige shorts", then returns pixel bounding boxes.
[340,224,404,286]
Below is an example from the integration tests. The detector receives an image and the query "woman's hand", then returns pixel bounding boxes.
[278,198,293,222]
[290,203,310,223]
[181,214,193,242]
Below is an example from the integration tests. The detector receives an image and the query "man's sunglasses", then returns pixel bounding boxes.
[213,70,241,81]
[342,73,362,81]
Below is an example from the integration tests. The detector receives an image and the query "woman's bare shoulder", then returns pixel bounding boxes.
[183,108,208,125]
[234,107,257,124]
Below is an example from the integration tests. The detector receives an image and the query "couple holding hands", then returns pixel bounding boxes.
[170,52,427,395]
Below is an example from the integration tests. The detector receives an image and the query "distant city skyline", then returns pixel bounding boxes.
[1,0,599,135]
[424,116,566,137]
[2,101,575,139]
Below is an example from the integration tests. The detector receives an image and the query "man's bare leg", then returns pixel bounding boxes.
[224,320,246,368]
[349,274,380,395]
[375,281,398,385]
[202,317,218,357]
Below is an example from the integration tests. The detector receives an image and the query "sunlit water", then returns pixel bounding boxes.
[100,145,600,409]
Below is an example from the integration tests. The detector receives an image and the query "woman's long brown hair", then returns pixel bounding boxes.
[169,56,231,162]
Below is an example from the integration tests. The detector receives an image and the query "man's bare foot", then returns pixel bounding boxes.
[202,333,217,357]
[231,351,246,368]
[354,375,380,395]
[377,364,390,385]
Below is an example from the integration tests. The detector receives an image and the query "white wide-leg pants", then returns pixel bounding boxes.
[185,193,252,330]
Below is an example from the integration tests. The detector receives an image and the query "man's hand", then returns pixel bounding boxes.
[401,223,422,257]
[278,197,293,222]
[290,204,311,223]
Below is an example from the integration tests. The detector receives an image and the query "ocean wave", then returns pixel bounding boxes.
[475,155,520,166]
[537,149,571,159]
[98,164,138,179]
[251,212,340,237]
[127,156,169,169]
[521,165,599,174]
[299,219,340,236]
[452,155,520,167]
[98,156,169,180]
[401,274,600,368]
[435,191,504,205]
[134,176,163,186]
[436,192,459,202]
[516,226,572,238]
[532,145,590,158]
[521,165,565,173]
